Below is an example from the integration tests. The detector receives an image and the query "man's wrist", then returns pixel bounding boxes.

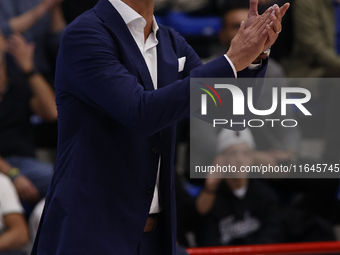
[252,47,271,64]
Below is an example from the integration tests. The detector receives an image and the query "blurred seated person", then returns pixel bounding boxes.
[172,0,217,16]
[0,31,57,203]
[195,129,283,246]
[0,173,29,255]
[0,0,66,84]
[286,0,340,165]
[154,0,173,16]
[287,0,340,78]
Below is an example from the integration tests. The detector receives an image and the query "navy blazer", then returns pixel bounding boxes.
[31,0,267,254]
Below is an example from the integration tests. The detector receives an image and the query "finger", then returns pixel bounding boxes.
[280,3,290,18]
[239,20,246,31]
[273,4,282,22]
[254,11,272,34]
[249,0,259,17]
[270,15,282,34]
[250,8,271,31]
[260,25,271,43]
[263,5,274,15]
[266,25,279,48]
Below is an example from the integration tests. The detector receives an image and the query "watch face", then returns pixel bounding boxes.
[263,47,271,58]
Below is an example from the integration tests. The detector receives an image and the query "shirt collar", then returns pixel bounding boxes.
[107,0,159,33]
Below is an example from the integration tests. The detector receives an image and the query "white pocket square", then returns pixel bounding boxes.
[178,57,186,72]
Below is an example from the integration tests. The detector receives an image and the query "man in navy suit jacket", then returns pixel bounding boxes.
[31,0,289,254]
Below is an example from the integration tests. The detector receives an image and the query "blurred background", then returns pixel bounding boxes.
[1,0,340,254]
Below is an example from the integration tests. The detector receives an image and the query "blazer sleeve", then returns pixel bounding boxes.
[55,21,237,136]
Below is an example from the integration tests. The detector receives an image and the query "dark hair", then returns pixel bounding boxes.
[217,0,250,16]
[219,1,249,28]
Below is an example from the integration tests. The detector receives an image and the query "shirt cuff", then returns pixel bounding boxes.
[224,54,237,78]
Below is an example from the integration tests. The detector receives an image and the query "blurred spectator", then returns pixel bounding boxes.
[0,0,65,152]
[287,0,340,164]
[0,0,66,83]
[287,0,340,78]
[194,129,336,246]
[175,170,199,247]
[195,129,283,246]
[285,0,340,220]
[172,0,216,16]
[0,31,56,203]
[0,173,29,255]
[155,0,172,15]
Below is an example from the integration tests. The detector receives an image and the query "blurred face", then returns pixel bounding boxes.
[219,9,249,48]
[218,142,253,178]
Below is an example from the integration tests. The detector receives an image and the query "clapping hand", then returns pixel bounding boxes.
[226,0,289,71]
[247,0,290,60]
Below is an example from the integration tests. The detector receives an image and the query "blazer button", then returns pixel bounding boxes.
[146,185,154,194]
[152,146,160,154]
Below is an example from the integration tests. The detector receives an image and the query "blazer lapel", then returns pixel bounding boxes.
[93,0,154,91]
[156,28,178,89]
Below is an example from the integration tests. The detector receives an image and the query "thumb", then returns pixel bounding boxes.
[249,0,259,17]
[280,3,290,18]
[239,21,246,31]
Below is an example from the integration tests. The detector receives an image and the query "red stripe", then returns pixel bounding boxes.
[203,83,223,106]
[186,241,340,255]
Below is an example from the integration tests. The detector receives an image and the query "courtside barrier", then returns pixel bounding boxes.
[186,241,340,254]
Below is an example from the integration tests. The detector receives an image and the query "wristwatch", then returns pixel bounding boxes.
[263,47,271,58]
